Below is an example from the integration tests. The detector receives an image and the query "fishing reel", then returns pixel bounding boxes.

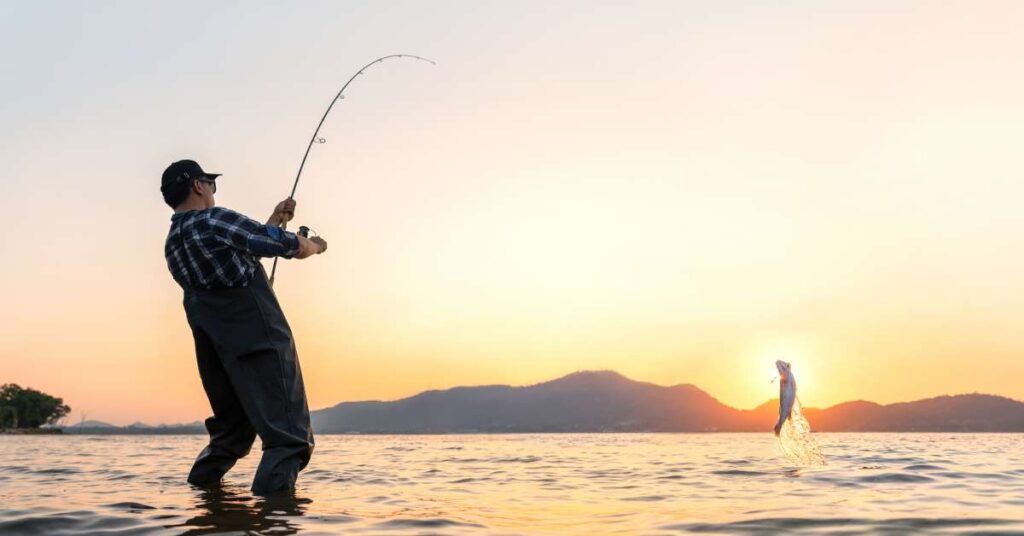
[297,226,318,238]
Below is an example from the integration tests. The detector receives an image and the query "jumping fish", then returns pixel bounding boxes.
[774,360,795,436]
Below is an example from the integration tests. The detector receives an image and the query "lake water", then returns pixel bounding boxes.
[1,434,1022,534]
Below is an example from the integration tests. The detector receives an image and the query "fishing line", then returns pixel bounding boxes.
[269,54,436,286]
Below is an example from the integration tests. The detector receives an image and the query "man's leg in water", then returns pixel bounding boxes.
[188,327,258,486]
[220,338,314,496]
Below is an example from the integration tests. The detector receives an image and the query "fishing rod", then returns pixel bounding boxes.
[269,54,436,286]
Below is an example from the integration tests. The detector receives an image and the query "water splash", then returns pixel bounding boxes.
[777,398,826,466]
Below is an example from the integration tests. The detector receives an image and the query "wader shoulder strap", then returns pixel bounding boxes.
[174,214,198,290]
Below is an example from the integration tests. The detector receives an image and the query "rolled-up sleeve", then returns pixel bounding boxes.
[205,208,301,258]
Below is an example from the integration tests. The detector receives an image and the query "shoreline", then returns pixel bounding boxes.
[0,428,63,435]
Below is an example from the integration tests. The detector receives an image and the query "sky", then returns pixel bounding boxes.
[1,1,1023,425]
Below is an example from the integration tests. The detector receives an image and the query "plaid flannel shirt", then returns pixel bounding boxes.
[165,207,300,289]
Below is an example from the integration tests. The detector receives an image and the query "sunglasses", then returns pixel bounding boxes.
[197,179,217,194]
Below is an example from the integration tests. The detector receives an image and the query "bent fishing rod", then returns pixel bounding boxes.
[269,54,436,286]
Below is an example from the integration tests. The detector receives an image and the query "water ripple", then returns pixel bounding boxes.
[1,433,1023,534]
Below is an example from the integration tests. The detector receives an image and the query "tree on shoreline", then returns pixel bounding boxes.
[0,384,71,429]
[0,405,15,428]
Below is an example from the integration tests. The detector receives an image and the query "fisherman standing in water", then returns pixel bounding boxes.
[160,159,327,495]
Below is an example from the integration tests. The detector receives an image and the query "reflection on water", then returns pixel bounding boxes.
[177,486,310,536]
[1,434,1023,534]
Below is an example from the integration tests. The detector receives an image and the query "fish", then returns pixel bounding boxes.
[774,360,796,436]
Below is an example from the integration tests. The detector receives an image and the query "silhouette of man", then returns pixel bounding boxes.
[160,159,327,495]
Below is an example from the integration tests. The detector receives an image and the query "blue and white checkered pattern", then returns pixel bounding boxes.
[165,207,300,289]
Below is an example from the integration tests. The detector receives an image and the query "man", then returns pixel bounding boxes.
[160,159,327,495]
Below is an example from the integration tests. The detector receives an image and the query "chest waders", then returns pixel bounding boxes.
[179,262,314,495]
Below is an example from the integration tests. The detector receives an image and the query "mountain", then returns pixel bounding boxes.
[311,371,1024,433]
[60,372,1024,434]
[312,371,739,433]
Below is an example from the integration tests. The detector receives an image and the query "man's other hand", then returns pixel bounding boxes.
[296,235,327,259]
[310,236,327,254]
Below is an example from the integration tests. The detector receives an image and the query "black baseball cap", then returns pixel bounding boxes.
[160,159,221,207]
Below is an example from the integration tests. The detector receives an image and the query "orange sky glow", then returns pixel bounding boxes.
[1,2,1023,424]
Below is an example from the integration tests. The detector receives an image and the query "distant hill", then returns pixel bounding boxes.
[76,420,116,428]
[311,370,1024,433]
[801,394,1024,432]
